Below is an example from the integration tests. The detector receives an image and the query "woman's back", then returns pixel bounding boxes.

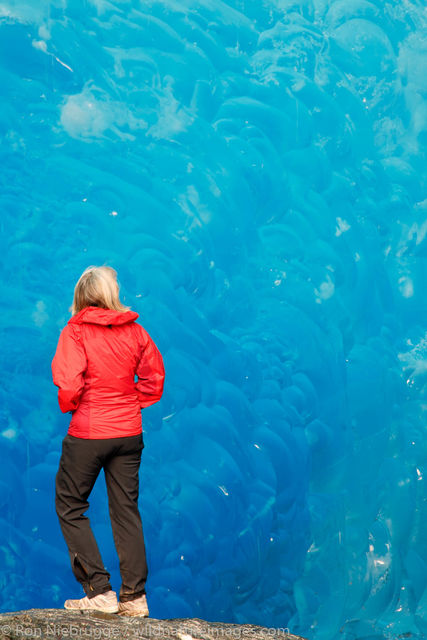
[52,306,165,439]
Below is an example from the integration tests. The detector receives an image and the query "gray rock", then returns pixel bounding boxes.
[0,610,308,640]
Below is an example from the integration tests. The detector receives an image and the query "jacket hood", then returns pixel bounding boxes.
[68,306,139,326]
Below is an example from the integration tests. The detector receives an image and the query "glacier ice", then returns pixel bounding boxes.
[0,0,426,638]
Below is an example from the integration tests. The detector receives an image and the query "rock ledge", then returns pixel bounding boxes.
[0,610,308,640]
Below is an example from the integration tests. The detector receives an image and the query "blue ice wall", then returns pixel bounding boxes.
[0,1,426,638]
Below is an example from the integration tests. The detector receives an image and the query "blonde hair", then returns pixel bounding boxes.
[70,265,131,316]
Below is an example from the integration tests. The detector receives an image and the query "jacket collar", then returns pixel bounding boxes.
[69,306,139,326]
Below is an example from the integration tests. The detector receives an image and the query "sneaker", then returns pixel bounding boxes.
[118,593,149,617]
[64,590,119,614]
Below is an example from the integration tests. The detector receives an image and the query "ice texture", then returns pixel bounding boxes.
[0,1,426,638]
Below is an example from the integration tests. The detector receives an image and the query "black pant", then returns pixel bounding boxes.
[55,433,147,602]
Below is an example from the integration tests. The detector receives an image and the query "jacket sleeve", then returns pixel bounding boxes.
[135,328,165,409]
[51,324,87,413]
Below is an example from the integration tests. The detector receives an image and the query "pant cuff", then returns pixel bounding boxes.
[119,589,146,603]
[86,584,113,599]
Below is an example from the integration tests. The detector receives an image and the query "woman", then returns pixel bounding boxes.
[52,265,165,616]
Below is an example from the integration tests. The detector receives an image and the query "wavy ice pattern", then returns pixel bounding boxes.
[0,0,426,638]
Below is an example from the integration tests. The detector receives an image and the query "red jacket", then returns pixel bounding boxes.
[51,306,165,439]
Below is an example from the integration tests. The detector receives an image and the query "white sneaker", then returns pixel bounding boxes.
[64,590,119,614]
[118,593,149,617]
